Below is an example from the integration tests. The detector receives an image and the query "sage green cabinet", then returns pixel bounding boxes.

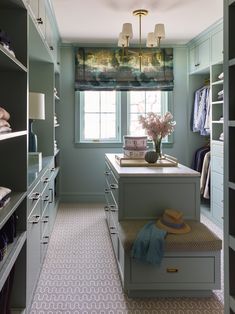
[27,0,46,37]
[189,39,210,73]
[211,29,223,65]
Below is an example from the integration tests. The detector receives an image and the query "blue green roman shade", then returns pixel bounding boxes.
[75,47,174,91]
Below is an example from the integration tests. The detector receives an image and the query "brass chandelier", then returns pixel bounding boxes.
[118,9,165,71]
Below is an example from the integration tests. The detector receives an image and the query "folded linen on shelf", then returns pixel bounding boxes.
[0,107,10,121]
[0,119,10,128]
[0,126,12,134]
[0,187,11,201]
[218,72,224,80]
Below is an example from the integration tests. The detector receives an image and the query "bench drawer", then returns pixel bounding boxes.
[131,257,215,284]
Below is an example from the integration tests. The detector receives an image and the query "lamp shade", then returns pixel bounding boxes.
[146,32,158,47]
[122,23,133,39]
[29,92,45,120]
[154,23,165,38]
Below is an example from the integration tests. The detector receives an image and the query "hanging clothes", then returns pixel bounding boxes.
[192,146,211,199]
[191,86,210,136]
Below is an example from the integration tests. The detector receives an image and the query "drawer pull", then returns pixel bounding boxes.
[30,192,40,201]
[104,188,110,194]
[42,177,49,183]
[111,232,117,235]
[110,205,118,212]
[110,226,115,230]
[37,17,43,24]
[104,206,109,212]
[51,167,55,172]
[29,215,40,224]
[104,171,110,175]
[43,195,50,202]
[166,268,178,273]
[110,184,118,190]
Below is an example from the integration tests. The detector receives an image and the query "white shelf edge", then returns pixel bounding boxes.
[229,58,235,67]
[54,124,60,127]
[229,235,235,251]
[211,100,223,104]
[0,45,27,72]
[212,120,224,123]
[230,295,235,312]
[0,232,26,292]
[229,121,235,127]
[54,95,60,101]
[0,130,27,141]
[211,80,223,85]
[228,181,235,190]
[54,148,60,156]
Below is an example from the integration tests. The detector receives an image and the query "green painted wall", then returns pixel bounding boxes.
[57,46,199,202]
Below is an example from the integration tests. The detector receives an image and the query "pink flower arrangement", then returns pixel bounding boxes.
[139,112,176,142]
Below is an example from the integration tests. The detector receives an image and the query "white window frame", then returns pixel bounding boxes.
[76,91,121,144]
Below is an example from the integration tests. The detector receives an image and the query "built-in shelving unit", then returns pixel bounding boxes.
[0,0,28,311]
[224,0,235,312]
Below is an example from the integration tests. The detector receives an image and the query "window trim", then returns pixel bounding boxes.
[75,90,174,147]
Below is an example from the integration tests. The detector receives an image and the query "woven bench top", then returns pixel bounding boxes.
[118,220,222,252]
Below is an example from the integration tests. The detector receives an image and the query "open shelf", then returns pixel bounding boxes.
[230,295,235,312]
[211,79,223,85]
[0,192,27,230]
[230,235,235,251]
[0,231,26,292]
[0,131,27,141]
[0,46,27,72]
[229,121,235,127]
[211,100,223,105]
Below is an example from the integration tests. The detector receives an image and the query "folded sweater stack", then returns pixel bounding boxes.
[0,107,11,134]
[0,187,11,210]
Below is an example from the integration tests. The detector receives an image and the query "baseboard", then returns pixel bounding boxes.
[60,192,105,203]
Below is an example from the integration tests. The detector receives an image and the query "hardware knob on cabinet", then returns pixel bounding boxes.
[110,184,118,190]
[43,177,49,183]
[37,17,43,24]
[30,192,40,201]
[166,268,178,273]
[29,215,40,224]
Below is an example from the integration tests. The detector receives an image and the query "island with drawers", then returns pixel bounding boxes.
[104,153,222,297]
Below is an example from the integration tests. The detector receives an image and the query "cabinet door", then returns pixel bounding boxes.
[189,46,196,73]
[28,0,38,20]
[211,29,223,65]
[197,39,210,70]
[38,0,46,38]
[27,200,41,303]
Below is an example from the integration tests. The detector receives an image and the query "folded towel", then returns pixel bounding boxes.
[0,119,10,128]
[0,107,10,121]
[131,221,167,265]
[0,187,11,202]
[0,126,12,133]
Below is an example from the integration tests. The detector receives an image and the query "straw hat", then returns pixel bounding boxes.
[156,209,191,234]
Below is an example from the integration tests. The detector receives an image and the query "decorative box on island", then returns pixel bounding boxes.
[28,152,42,172]
[123,135,147,158]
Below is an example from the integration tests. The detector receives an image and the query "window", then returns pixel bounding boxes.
[79,91,120,143]
[127,91,169,137]
[76,90,173,145]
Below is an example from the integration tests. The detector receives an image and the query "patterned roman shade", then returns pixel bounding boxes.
[75,47,174,91]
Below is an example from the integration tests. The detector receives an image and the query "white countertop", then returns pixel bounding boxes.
[105,154,200,177]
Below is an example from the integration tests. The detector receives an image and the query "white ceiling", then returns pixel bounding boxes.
[51,0,223,45]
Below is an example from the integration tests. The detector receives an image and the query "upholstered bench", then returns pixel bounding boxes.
[115,220,222,297]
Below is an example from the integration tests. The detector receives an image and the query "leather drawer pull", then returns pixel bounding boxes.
[166,268,178,273]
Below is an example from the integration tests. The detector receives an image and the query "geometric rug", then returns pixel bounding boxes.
[29,203,224,314]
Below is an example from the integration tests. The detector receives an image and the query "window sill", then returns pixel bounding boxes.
[75,141,173,149]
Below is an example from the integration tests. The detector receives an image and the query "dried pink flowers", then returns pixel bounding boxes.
[139,112,176,142]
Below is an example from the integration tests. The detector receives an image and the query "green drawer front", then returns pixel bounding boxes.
[211,155,223,174]
[211,171,223,191]
[211,142,223,157]
[212,186,224,207]
[212,201,224,222]
[131,257,215,283]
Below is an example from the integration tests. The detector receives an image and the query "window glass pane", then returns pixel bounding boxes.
[100,91,116,112]
[129,113,146,136]
[101,113,116,139]
[84,113,100,139]
[130,91,145,113]
[146,91,161,113]
[84,91,99,112]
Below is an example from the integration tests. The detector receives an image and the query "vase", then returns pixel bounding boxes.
[153,138,162,158]
[144,151,159,163]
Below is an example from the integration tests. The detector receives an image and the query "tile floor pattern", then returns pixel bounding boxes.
[30,204,224,314]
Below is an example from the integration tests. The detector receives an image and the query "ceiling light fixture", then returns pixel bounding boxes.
[118,9,165,71]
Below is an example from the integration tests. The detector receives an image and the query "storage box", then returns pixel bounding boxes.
[123,136,147,150]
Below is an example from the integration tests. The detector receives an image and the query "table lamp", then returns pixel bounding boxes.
[29,92,45,152]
